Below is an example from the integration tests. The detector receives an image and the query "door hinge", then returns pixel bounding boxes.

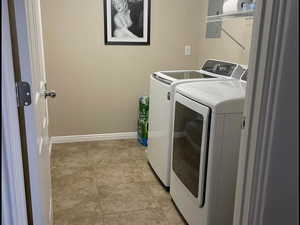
[16,81,32,107]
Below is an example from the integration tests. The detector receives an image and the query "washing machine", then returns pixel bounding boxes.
[147,59,247,187]
[169,77,247,225]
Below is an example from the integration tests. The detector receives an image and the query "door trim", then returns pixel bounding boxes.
[233,0,299,225]
[2,0,28,223]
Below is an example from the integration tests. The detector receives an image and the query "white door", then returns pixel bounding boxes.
[11,0,54,225]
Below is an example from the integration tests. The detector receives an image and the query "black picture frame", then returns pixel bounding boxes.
[103,0,151,45]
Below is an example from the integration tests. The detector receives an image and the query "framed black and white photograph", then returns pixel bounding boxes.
[103,0,151,45]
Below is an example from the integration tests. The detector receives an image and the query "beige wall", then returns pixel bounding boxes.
[41,0,253,136]
[41,0,203,136]
[199,19,253,66]
[198,0,253,66]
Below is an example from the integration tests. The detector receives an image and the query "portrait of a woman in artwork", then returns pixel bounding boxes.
[104,0,150,45]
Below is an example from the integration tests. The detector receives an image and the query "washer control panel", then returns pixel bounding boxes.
[202,59,246,79]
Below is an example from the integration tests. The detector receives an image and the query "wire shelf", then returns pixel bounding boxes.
[207,10,255,23]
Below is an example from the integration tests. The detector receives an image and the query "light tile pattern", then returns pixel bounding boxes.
[51,140,187,225]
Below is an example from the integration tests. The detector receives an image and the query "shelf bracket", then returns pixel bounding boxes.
[221,27,246,50]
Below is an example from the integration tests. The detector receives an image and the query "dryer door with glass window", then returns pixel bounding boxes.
[172,93,210,207]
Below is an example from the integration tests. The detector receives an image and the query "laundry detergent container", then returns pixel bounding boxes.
[137,96,149,146]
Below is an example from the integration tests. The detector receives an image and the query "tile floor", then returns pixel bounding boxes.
[51,139,187,225]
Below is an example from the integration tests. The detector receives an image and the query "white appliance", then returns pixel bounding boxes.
[147,60,247,187]
[170,79,247,225]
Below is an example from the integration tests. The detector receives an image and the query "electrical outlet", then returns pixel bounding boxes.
[185,45,192,56]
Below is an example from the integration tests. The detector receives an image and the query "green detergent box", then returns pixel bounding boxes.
[137,96,149,146]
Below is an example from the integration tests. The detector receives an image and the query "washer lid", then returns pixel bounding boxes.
[176,80,246,114]
[161,71,216,80]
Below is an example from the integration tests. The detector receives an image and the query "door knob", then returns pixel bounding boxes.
[44,90,56,98]
[41,83,56,98]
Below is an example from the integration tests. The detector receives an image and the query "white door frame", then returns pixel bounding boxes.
[1,0,28,224]
[234,0,299,225]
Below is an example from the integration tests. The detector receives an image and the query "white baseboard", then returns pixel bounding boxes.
[51,132,137,144]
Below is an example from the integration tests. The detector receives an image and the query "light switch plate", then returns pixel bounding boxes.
[185,45,192,56]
